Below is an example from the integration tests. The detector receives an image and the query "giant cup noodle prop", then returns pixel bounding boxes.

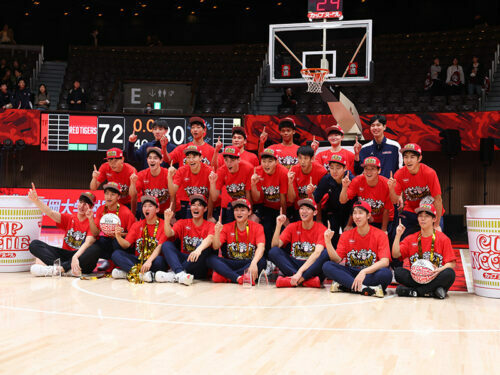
[100,213,121,237]
[466,205,500,298]
[410,259,437,284]
[0,196,42,272]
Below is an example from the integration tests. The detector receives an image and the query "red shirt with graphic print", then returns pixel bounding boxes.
[268,143,299,169]
[279,221,327,260]
[347,175,394,223]
[169,142,215,167]
[125,219,166,257]
[216,160,253,207]
[254,164,288,209]
[170,219,215,254]
[97,162,137,205]
[290,162,327,206]
[219,220,265,260]
[399,230,456,267]
[91,204,136,237]
[316,148,355,174]
[173,163,213,207]
[135,167,170,212]
[336,226,391,268]
[57,213,90,251]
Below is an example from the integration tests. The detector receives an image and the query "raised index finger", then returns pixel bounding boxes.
[390,171,393,179]
[327,221,331,229]
[31,182,36,190]
[94,164,98,172]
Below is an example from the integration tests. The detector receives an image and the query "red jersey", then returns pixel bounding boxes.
[216,161,253,207]
[135,167,170,212]
[217,150,259,169]
[268,143,299,169]
[219,220,265,260]
[169,142,215,166]
[173,163,212,206]
[347,175,394,223]
[92,204,136,237]
[125,219,166,257]
[254,164,288,209]
[316,148,355,174]
[280,221,327,260]
[171,219,215,254]
[336,226,390,268]
[290,162,327,206]
[97,162,136,205]
[57,213,90,251]
[399,230,456,268]
[394,163,442,213]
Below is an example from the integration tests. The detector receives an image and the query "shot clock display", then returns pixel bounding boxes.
[307,0,343,19]
[40,113,240,151]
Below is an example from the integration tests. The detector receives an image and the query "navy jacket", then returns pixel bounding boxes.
[356,137,402,178]
[126,139,176,171]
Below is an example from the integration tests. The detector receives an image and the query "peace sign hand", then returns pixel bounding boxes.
[92,165,100,180]
[260,126,268,143]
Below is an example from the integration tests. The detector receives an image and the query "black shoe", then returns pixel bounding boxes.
[396,285,418,297]
[433,287,446,299]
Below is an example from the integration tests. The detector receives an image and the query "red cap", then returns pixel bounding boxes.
[79,192,96,207]
[400,143,422,156]
[231,198,252,210]
[415,203,437,217]
[361,156,381,168]
[353,200,372,214]
[325,125,344,136]
[103,182,121,194]
[328,154,347,167]
[106,148,123,159]
[260,148,277,159]
[141,195,160,207]
[222,146,240,158]
[298,198,317,211]
[183,145,202,156]
[189,116,206,128]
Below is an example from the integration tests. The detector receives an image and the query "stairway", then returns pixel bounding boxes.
[35,61,67,110]
[253,85,283,115]
[484,70,500,111]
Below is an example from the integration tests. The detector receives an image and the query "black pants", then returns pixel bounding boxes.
[394,267,456,296]
[29,240,76,272]
[78,237,122,274]
[254,204,279,253]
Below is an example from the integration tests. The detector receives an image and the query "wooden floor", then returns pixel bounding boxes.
[1,242,500,374]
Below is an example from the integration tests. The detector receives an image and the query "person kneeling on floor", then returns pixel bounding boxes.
[392,203,456,299]
[269,198,329,288]
[322,201,392,297]
[161,194,215,285]
[111,195,168,283]
[207,198,266,285]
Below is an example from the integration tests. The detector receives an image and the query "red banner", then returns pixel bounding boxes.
[0,109,40,145]
[244,112,500,151]
[0,188,104,227]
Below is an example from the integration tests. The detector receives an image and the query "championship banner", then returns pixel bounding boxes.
[244,112,500,152]
[0,188,105,227]
[0,109,41,145]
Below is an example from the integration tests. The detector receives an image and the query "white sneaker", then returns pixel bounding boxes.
[111,268,127,279]
[155,270,176,283]
[140,271,154,283]
[176,271,194,286]
[371,285,385,298]
[265,261,276,276]
[30,264,58,277]
[330,281,342,293]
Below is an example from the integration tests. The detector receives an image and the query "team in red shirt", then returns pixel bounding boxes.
[29,114,454,299]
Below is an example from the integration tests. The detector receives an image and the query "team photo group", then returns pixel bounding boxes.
[27,114,456,300]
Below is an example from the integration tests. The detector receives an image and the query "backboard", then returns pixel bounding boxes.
[268,19,373,85]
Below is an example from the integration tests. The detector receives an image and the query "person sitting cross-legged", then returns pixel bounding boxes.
[322,201,392,297]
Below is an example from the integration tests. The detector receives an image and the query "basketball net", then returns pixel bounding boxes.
[301,68,329,93]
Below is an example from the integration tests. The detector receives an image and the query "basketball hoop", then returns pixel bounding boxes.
[301,68,329,93]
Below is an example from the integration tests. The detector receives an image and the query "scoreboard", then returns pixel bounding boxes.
[40,113,241,151]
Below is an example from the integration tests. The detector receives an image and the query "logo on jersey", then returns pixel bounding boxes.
[291,241,316,260]
[359,197,384,216]
[226,182,246,199]
[144,188,169,205]
[262,185,280,202]
[63,228,87,250]
[297,185,313,199]
[185,186,208,198]
[227,242,256,260]
[134,237,159,256]
[345,249,377,267]
[182,235,203,253]
[404,185,431,202]
[278,155,298,169]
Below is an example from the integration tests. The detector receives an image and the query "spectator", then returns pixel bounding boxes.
[0,83,13,109]
[34,84,50,110]
[278,87,297,114]
[13,69,23,85]
[466,56,485,96]
[12,79,32,109]
[67,80,86,110]
[0,24,15,44]
[90,29,99,47]
[0,58,7,78]
[11,59,20,72]
[429,57,445,96]
[446,57,465,95]
[145,102,153,114]
[1,68,15,91]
